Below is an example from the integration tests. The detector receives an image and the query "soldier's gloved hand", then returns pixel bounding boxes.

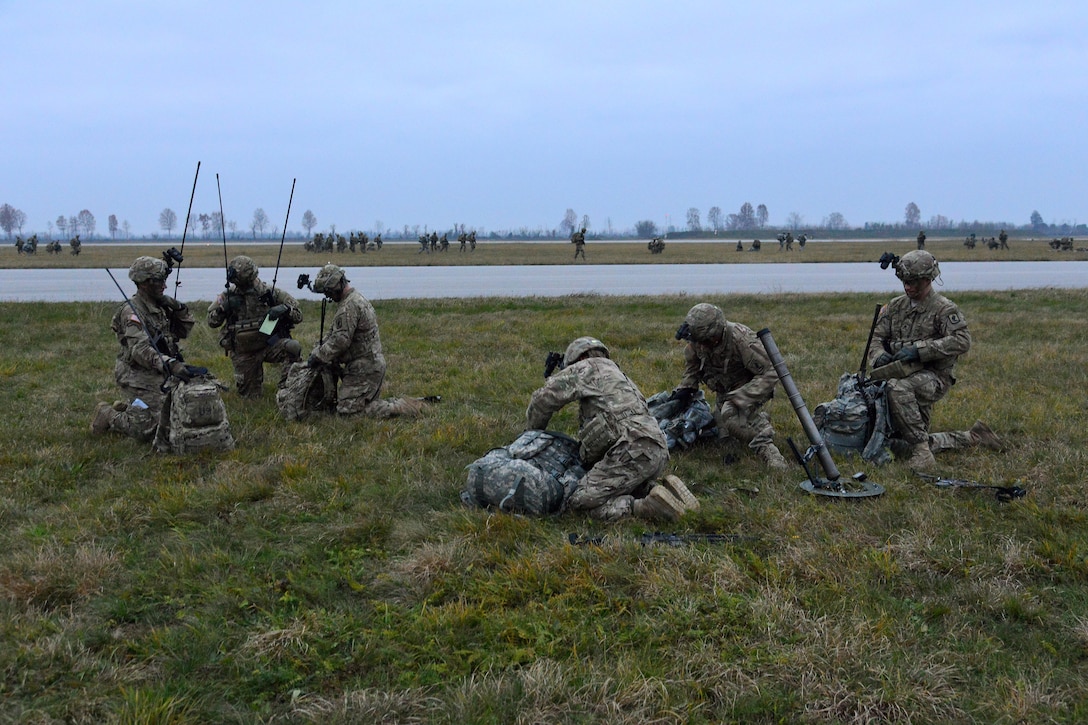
[306,354,321,368]
[668,387,696,405]
[168,359,192,382]
[892,345,920,363]
[161,296,185,313]
[267,304,289,321]
[873,351,894,368]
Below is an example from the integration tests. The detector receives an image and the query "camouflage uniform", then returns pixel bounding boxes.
[869,250,999,468]
[95,256,196,441]
[526,338,669,521]
[675,303,786,469]
[207,256,303,398]
[571,228,586,260]
[916,230,927,249]
[309,264,424,418]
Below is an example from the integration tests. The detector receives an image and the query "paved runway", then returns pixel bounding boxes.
[1,261,1085,302]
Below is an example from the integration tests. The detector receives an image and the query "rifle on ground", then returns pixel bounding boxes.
[568,532,757,548]
[171,161,201,301]
[916,473,1026,502]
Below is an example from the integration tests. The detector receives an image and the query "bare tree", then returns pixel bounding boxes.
[823,212,849,230]
[108,214,119,238]
[76,209,95,238]
[13,209,26,234]
[374,219,385,236]
[904,202,921,228]
[560,208,578,237]
[786,211,805,230]
[159,208,178,237]
[737,202,756,229]
[56,215,69,238]
[0,203,18,237]
[707,206,723,232]
[198,213,211,239]
[580,214,590,232]
[686,207,702,232]
[210,211,224,238]
[301,210,317,237]
[634,220,658,237]
[756,204,769,228]
[251,208,270,238]
[122,220,131,238]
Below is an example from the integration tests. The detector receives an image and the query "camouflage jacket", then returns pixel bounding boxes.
[112,290,195,373]
[207,278,302,350]
[311,288,385,368]
[679,321,777,413]
[526,356,665,449]
[869,290,971,384]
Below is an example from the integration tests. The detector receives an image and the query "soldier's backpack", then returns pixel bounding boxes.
[645,390,717,450]
[812,373,893,465]
[462,430,585,515]
[154,376,234,454]
[276,362,338,421]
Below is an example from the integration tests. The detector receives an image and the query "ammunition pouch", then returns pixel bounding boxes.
[579,410,638,466]
[868,359,924,381]
[225,318,268,354]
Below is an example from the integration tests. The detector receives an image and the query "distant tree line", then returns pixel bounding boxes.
[3,200,1084,241]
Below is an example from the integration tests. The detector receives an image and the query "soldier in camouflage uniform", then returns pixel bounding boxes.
[672,303,787,470]
[207,255,303,398]
[91,256,196,441]
[526,337,695,521]
[869,250,1002,469]
[571,227,586,260]
[307,264,432,418]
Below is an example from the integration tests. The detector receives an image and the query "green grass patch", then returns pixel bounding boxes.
[1,291,1086,722]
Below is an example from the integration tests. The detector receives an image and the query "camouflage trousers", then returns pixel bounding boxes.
[229,338,301,398]
[108,366,167,442]
[714,397,776,453]
[565,435,669,521]
[336,359,424,418]
[885,370,947,445]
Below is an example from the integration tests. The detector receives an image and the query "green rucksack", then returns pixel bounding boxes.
[462,430,585,515]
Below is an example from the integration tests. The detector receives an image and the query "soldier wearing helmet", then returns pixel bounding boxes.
[870,250,1001,469]
[207,255,304,398]
[525,336,697,522]
[306,264,435,417]
[91,256,196,441]
[571,227,586,260]
[671,302,787,470]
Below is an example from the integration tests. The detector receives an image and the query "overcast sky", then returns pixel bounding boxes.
[4,1,1086,237]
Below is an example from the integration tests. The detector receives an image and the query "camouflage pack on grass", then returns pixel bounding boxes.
[462,430,585,515]
[276,362,337,421]
[154,377,234,454]
[813,373,893,465]
[645,390,717,450]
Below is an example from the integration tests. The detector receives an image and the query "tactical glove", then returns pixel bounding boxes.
[873,351,894,368]
[892,345,920,363]
[168,359,192,382]
[306,354,321,368]
[267,304,289,321]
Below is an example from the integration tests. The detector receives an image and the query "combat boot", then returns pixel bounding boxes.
[660,474,700,512]
[757,444,788,471]
[969,420,1003,451]
[91,402,117,435]
[906,441,936,470]
[632,486,685,522]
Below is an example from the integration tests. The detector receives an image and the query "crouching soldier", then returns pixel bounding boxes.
[92,256,196,441]
[526,336,697,521]
[671,303,787,470]
[207,255,303,398]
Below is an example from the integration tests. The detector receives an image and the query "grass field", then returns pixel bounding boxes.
[3,237,1086,271]
[2,290,1087,723]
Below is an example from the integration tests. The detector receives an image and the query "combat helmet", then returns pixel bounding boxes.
[685,303,726,344]
[564,336,610,366]
[895,250,940,281]
[312,264,347,293]
[228,255,259,286]
[128,256,170,283]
